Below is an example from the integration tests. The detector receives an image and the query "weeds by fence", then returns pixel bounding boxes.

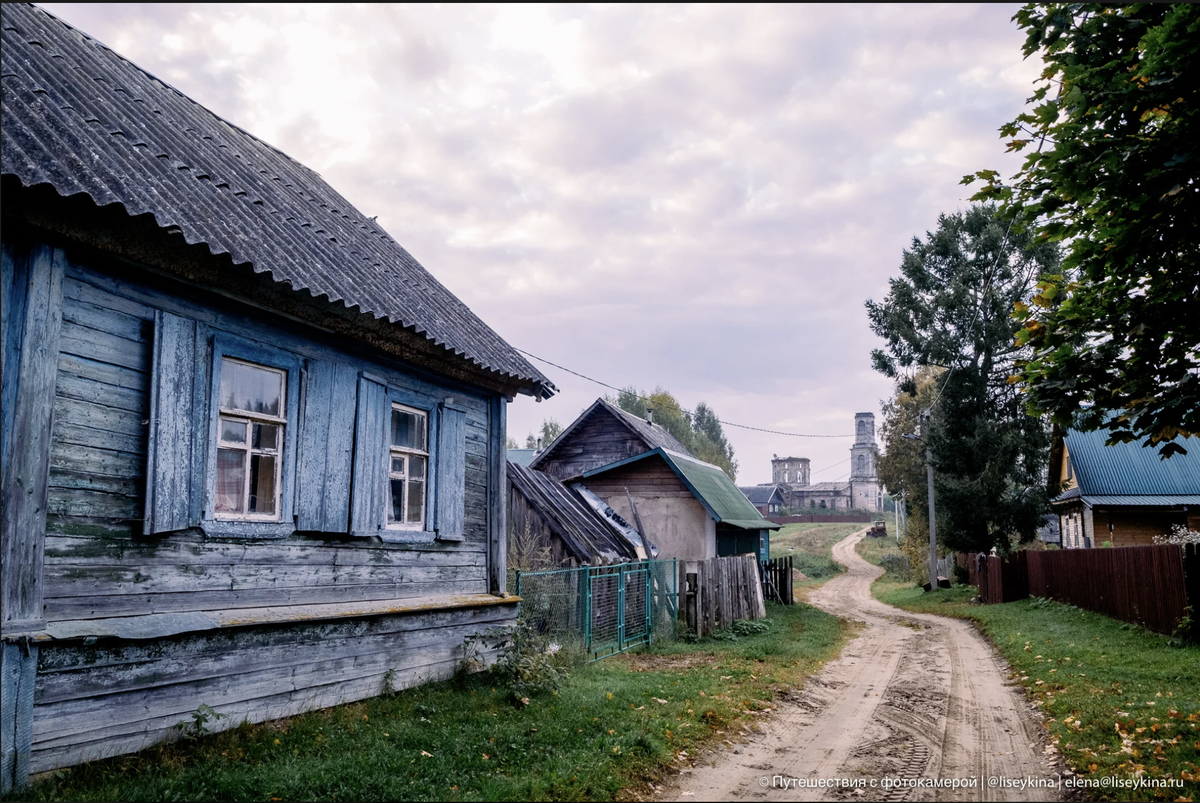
[510,559,678,661]
[967,544,1197,637]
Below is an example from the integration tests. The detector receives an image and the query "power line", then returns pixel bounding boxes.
[810,457,850,477]
[516,348,854,439]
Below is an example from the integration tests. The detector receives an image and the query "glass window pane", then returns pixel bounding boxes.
[220,418,246,444]
[221,359,282,416]
[216,448,245,513]
[248,454,276,515]
[406,479,424,525]
[390,408,426,450]
[409,454,426,480]
[389,478,405,524]
[252,423,279,451]
[391,456,406,476]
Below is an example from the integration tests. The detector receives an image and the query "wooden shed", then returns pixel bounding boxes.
[530,398,692,481]
[579,449,780,565]
[506,462,645,568]
[0,4,554,789]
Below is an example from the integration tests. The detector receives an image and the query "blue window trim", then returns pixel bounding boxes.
[200,333,302,539]
[375,383,440,545]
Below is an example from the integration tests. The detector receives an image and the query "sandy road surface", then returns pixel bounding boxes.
[667,528,1061,802]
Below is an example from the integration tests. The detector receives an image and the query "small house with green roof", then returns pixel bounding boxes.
[1050,427,1200,548]
[579,448,780,565]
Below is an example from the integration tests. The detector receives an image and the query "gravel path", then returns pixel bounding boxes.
[666,528,1063,802]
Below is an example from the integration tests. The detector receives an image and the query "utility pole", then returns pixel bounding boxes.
[897,489,905,544]
[923,412,938,591]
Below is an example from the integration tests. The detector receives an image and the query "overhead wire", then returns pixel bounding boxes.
[515,347,854,439]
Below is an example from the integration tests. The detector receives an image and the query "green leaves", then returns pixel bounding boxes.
[963,3,1200,457]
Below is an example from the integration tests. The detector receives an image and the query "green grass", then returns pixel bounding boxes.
[770,522,864,581]
[874,581,1200,801]
[21,604,851,802]
[853,513,901,567]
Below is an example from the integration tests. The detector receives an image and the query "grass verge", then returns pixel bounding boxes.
[770,522,864,582]
[21,604,851,803]
[874,580,1200,801]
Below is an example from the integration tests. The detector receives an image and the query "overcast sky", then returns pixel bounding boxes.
[42,3,1037,486]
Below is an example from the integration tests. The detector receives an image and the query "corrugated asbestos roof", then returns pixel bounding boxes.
[1065,427,1200,497]
[0,3,552,396]
[506,449,538,468]
[508,462,639,564]
[605,401,693,455]
[583,448,781,531]
[739,485,783,506]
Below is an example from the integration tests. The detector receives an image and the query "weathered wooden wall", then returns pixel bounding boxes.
[581,459,693,500]
[535,412,653,481]
[1,232,515,779]
[43,257,495,621]
[507,483,577,569]
[31,602,514,774]
[583,458,715,562]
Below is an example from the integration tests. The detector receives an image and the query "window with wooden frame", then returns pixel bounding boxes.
[387,403,428,530]
[215,358,286,519]
[144,313,299,537]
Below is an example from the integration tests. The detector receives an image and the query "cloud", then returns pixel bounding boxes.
[39,2,1038,483]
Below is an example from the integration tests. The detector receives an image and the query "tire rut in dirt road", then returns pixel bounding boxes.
[664,529,1062,802]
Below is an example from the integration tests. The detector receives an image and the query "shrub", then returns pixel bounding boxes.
[880,553,910,581]
[1154,524,1200,546]
[465,618,573,701]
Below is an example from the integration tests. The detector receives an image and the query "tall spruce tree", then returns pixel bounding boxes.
[866,204,1058,553]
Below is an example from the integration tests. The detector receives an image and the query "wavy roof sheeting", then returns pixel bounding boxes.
[0,3,552,396]
[508,462,639,564]
[1064,428,1200,499]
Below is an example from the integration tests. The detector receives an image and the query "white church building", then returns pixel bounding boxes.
[764,413,883,512]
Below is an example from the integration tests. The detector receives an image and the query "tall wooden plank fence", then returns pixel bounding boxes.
[679,554,767,638]
[969,544,1193,636]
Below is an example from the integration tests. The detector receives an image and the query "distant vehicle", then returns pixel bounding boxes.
[868,520,887,538]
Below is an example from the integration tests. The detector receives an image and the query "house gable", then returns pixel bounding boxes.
[531,398,692,480]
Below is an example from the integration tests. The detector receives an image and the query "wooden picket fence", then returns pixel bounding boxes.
[968,544,1196,636]
[679,554,766,638]
[761,556,795,605]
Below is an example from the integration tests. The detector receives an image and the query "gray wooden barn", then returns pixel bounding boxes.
[0,4,554,790]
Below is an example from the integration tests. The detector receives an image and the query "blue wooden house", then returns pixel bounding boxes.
[0,4,553,789]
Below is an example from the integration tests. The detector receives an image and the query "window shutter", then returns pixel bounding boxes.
[349,373,388,535]
[296,360,357,532]
[144,310,198,534]
[435,403,467,541]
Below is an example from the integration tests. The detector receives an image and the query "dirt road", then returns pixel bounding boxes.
[667,528,1061,802]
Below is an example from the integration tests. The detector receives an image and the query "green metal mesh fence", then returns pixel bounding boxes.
[509,559,678,661]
